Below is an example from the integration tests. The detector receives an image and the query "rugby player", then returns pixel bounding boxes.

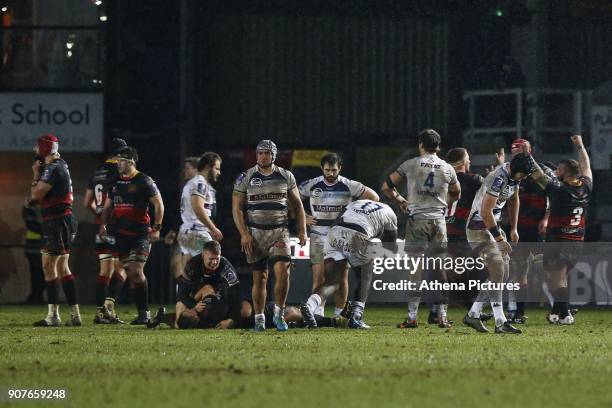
[463,145,533,334]
[232,140,307,331]
[507,139,555,324]
[28,134,82,326]
[299,152,378,317]
[148,240,241,329]
[84,138,128,324]
[99,146,164,324]
[521,135,592,325]
[165,157,200,279]
[176,152,222,272]
[300,199,398,329]
[381,129,460,328]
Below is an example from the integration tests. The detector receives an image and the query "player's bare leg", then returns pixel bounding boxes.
[272,260,291,331]
[334,267,349,317]
[252,269,268,331]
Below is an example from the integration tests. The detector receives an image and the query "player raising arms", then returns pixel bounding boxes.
[381,129,460,329]
[521,135,592,325]
[299,152,379,317]
[232,140,307,332]
[84,138,128,324]
[99,146,164,325]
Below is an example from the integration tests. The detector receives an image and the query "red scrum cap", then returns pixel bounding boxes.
[36,134,59,157]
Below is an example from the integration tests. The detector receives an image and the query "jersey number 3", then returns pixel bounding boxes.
[570,207,583,227]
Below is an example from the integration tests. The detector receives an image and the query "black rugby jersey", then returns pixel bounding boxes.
[547,176,592,241]
[39,158,73,222]
[447,172,482,240]
[88,160,120,224]
[109,172,160,235]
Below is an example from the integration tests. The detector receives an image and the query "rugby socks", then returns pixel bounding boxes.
[274,304,285,319]
[438,304,448,321]
[46,278,59,305]
[553,287,570,318]
[490,290,507,326]
[334,307,343,317]
[306,294,322,315]
[61,275,78,306]
[352,301,365,320]
[407,295,420,321]
[108,272,125,305]
[132,281,149,313]
[254,313,265,326]
[468,301,483,319]
[95,275,110,307]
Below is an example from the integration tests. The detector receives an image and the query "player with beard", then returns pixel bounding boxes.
[232,140,307,331]
[99,146,164,324]
[520,135,592,325]
[84,138,129,324]
[298,152,378,317]
[176,152,223,272]
[381,129,460,329]
[28,134,82,326]
[300,200,398,329]
[463,145,533,334]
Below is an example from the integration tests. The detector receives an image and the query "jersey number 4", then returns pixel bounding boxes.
[424,172,435,188]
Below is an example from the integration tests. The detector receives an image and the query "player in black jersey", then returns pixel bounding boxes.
[84,138,128,324]
[521,135,592,325]
[100,146,164,325]
[28,134,82,327]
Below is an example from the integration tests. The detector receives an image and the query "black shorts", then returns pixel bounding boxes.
[95,225,118,258]
[517,226,543,243]
[116,233,151,264]
[41,215,77,256]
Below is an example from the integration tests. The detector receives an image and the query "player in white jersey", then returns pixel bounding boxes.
[299,152,379,317]
[177,152,222,271]
[462,147,534,334]
[381,129,460,328]
[300,200,398,329]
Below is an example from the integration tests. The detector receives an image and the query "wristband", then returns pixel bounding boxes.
[488,226,502,239]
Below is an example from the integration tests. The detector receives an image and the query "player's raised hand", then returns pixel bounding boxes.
[571,134,583,147]
[521,142,531,156]
[495,148,505,165]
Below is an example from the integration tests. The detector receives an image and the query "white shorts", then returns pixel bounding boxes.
[324,226,371,267]
[177,225,212,257]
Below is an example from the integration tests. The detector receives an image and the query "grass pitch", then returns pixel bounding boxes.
[1,305,611,408]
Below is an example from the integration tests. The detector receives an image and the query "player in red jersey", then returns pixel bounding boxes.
[99,146,165,325]
[521,135,592,324]
[84,138,129,324]
[28,134,82,327]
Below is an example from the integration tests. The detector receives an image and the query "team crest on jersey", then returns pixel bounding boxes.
[250,177,262,187]
[128,185,137,193]
[312,188,323,199]
[491,176,504,193]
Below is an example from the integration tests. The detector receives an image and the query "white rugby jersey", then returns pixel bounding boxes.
[298,175,365,235]
[467,163,519,230]
[396,154,458,219]
[180,174,215,230]
[337,199,397,239]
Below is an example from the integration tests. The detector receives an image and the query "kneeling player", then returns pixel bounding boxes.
[301,200,398,329]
